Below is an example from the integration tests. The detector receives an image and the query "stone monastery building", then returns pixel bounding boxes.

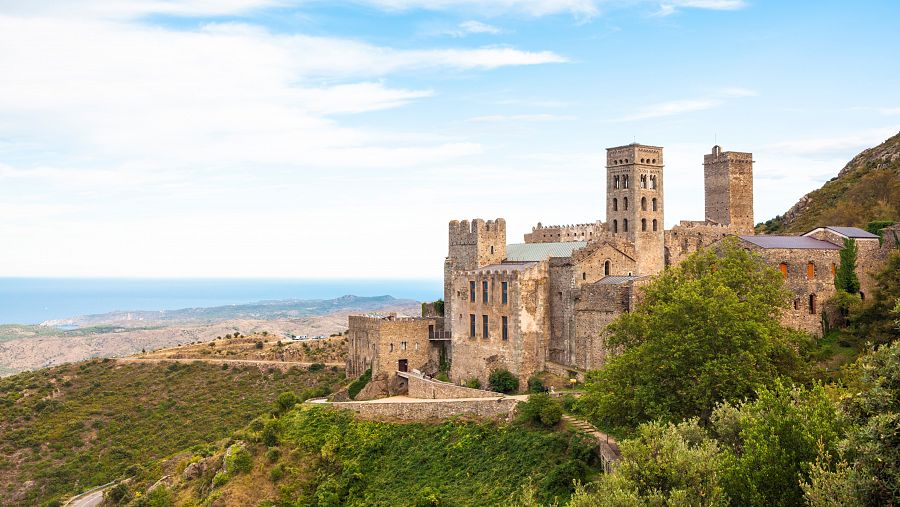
[348,143,890,390]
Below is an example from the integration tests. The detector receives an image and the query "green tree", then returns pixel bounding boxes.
[488,368,519,394]
[581,239,808,429]
[712,382,844,507]
[834,238,860,294]
[804,342,900,506]
[566,419,730,507]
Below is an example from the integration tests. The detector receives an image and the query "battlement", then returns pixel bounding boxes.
[448,218,506,246]
[525,221,603,243]
[704,145,753,165]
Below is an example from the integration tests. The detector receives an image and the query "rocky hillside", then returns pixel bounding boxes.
[757,131,900,234]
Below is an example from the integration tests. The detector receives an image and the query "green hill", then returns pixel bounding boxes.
[0,359,343,506]
[757,131,900,234]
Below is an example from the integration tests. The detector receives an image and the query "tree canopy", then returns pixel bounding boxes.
[580,238,809,429]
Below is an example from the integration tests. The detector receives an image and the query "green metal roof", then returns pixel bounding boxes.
[505,242,587,262]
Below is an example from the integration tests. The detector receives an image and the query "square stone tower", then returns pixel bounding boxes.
[606,144,665,275]
[704,146,754,235]
[443,218,506,336]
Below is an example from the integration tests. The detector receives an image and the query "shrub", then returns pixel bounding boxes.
[266,447,281,463]
[309,363,325,372]
[488,369,519,394]
[254,341,264,349]
[262,420,279,447]
[348,369,371,400]
[274,391,299,414]
[527,375,546,393]
[465,378,481,389]
[435,372,450,382]
[519,393,562,427]
[227,447,253,474]
[269,463,285,482]
[105,483,130,504]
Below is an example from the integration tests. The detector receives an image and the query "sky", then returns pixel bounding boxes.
[1,0,898,280]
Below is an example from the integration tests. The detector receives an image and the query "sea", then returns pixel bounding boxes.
[0,278,442,325]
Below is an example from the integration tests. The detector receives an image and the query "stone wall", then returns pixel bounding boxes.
[403,372,500,399]
[525,221,604,243]
[664,220,735,267]
[449,262,549,388]
[320,397,519,422]
[347,315,436,378]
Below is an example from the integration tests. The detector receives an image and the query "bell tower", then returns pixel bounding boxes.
[704,145,754,235]
[606,144,665,275]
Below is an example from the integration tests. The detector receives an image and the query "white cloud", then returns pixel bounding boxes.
[618,88,756,121]
[880,107,900,115]
[467,114,576,122]
[443,20,504,37]
[767,126,900,156]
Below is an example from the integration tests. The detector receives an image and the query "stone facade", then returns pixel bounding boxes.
[320,397,519,422]
[525,221,604,243]
[346,142,891,394]
[347,314,438,378]
[704,146,754,235]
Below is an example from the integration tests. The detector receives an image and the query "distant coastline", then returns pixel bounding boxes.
[0,278,441,325]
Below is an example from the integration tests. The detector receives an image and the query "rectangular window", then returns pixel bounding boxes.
[469,280,475,302]
[501,281,508,304]
[469,314,476,337]
[482,280,489,303]
[482,314,489,339]
[502,316,508,341]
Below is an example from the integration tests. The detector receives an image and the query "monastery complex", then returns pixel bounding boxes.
[347,143,897,394]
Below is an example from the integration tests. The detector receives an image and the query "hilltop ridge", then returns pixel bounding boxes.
[758,131,900,233]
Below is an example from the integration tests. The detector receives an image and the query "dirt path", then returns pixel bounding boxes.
[116,357,344,368]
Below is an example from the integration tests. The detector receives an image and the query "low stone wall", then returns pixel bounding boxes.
[402,372,499,399]
[321,397,519,422]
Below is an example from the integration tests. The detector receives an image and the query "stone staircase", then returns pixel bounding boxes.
[562,414,621,473]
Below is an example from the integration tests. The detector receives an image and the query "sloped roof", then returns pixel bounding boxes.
[505,242,587,262]
[803,226,880,239]
[738,235,841,250]
[597,275,647,285]
[468,262,538,273]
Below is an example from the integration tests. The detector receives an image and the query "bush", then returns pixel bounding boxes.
[519,393,562,427]
[435,372,450,382]
[274,391,299,414]
[254,341,264,349]
[465,378,481,389]
[488,369,519,394]
[309,363,325,372]
[527,375,546,393]
[270,463,285,482]
[226,447,252,474]
[105,483,131,504]
[348,369,371,400]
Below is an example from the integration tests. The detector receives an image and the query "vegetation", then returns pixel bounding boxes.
[0,360,343,506]
[755,131,900,233]
[347,368,371,400]
[488,368,520,394]
[580,239,808,429]
[519,393,563,427]
[835,238,860,294]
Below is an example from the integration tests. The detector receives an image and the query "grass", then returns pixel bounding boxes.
[166,406,602,506]
[143,333,347,364]
[0,359,344,506]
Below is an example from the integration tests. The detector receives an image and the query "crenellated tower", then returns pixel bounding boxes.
[444,218,506,335]
[704,145,754,235]
[605,144,665,275]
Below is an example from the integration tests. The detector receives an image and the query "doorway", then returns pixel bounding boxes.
[398,359,408,372]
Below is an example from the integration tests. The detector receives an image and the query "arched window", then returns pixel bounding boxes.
[490,246,494,254]
[779,262,788,279]
[650,175,657,189]
[807,262,815,280]
[623,175,630,189]
[604,260,610,275]
[831,263,836,276]
[614,175,620,189]
[808,294,817,315]
[640,174,647,188]
[613,198,618,211]
[652,198,657,211]
[793,298,799,310]
[641,218,647,231]
[624,197,629,210]
[623,219,629,232]
[860,291,865,301]
[641,197,647,211]
[652,219,658,231]
[582,272,586,281]
[613,220,618,233]
[389,343,394,352]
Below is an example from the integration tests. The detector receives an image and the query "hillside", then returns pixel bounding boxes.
[757,131,900,233]
[0,359,344,506]
[112,406,601,506]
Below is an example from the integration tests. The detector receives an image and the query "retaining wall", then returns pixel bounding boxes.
[402,372,499,399]
[319,397,518,422]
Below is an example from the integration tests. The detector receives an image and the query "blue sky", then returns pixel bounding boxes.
[1,0,898,279]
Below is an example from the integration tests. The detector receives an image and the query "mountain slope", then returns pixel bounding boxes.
[757,131,900,234]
